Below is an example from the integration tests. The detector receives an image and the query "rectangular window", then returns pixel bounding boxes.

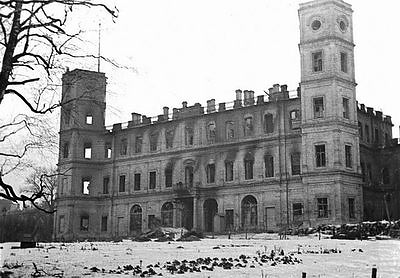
[225,161,234,182]
[135,136,142,153]
[82,177,90,195]
[340,52,348,73]
[150,133,158,151]
[313,97,324,118]
[348,198,355,219]
[185,128,194,146]
[365,125,370,143]
[225,209,234,231]
[291,153,301,175]
[165,168,173,188]
[84,143,92,159]
[264,114,274,134]
[207,122,216,144]
[80,216,89,231]
[244,117,254,136]
[59,215,65,233]
[119,175,126,192]
[134,173,141,191]
[166,130,174,149]
[293,203,303,219]
[315,144,326,167]
[185,166,194,186]
[290,110,300,129]
[206,164,216,183]
[312,51,323,72]
[103,176,110,194]
[244,159,254,180]
[85,114,93,125]
[120,139,127,156]
[63,142,69,158]
[226,122,235,140]
[149,171,156,189]
[148,215,156,229]
[342,98,349,119]
[345,145,352,168]
[105,142,112,159]
[101,216,108,232]
[264,155,274,177]
[317,198,328,218]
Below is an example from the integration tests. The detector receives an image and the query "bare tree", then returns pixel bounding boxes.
[0,0,118,209]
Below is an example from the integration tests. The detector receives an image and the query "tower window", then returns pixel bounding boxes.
[264,155,274,177]
[264,114,274,134]
[225,161,234,182]
[244,158,254,180]
[63,142,69,158]
[135,136,142,153]
[120,139,127,156]
[149,171,156,189]
[342,98,349,119]
[317,198,328,218]
[119,175,126,192]
[313,97,324,118]
[345,145,352,168]
[103,176,109,194]
[84,143,92,159]
[85,114,93,125]
[291,153,301,175]
[315,144,326,167]
[134,173,141,191]
[340,52,348,73]
[206,163,216,184]
[312,51,323,72]
[82,177,91,195]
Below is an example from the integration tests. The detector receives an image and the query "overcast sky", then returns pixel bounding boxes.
[84,0,400,137]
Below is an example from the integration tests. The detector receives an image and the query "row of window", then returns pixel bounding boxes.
[312,51,348,73]
[59,196,356,233]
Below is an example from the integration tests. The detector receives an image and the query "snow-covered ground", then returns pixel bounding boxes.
[1,233,399,277]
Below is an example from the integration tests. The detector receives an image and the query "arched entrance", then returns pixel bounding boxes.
[241,195,257,230]
[129,205,142,234]
[203,199,218,232]
[161,202,173,227]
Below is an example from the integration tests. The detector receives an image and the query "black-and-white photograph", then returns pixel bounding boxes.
[1,0,400,277]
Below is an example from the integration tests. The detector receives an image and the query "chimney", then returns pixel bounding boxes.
[257,95,264,105]
[163,107,169,120]
[235,89,242,101]
[366,107,374,115]
[375,111,383,120]
[234,89,242,108]
[272,84,280,94]
[207,99,216,113]
[131,113,141,125]
[182,101,187,108]
[249,90,255,105]
[385,116,392,125]
[218,102,226,111]
[281,84,288,92]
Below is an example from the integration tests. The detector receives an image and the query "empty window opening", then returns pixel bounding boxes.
[345,145,352,168]
[119,175,126,192]
[165,167,173,188]
[244,117,254,136]
[103,176,110,194]
[206,163,216,183]
[225,161,234,182]
[264,114,274,134]
[343,98,349,119]
[161,202,173,227]
[101,216,108,232]
[312,51,323,72]
[166,130,174,149]
[150,133,158,151]
[134,173,141,191]
[244,158,254,180]
[85,114,93,125]
[80,215,89,231]
[317,198,328,218]
[208,122,216,143]
[135,136,142,153]
[264,155,274,177]
[149,171,156,189]
[120,138,127,156]
[226,121,235,140]
[185,166,194,186]
[291,153,301,175]
[315,144,326,167]
[313,97,324,118]
[84,143,92,159]
[82,177,90,195]
[105,142,112,159]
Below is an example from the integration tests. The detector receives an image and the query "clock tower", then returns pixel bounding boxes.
[298,0,363,224]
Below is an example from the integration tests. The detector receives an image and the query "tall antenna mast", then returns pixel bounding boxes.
[97,22,101,72]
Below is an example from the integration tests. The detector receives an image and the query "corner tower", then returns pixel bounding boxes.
[298,0,363,224]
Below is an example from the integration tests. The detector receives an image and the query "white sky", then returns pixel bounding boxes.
[84,0,400,138]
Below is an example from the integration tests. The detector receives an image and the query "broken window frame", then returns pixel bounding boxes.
[264,114,274,134]
[291,153,301,175]
[83,142,92,159]
[81,177,91,195]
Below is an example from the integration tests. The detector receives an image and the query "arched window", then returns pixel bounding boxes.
[161,202,173,227]
[241,195,257,228]
[130,205,142,233]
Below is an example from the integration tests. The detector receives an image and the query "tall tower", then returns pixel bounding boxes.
[298,0,362,224]
[55,69,107,240]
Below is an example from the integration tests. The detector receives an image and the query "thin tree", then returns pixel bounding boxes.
[0,0,118,209]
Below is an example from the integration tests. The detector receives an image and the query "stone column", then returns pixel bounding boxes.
[193,197,198,231]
